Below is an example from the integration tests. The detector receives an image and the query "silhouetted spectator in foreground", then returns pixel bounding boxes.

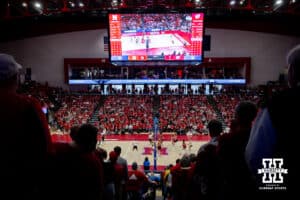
[70,125,80,141]
[96,148,117,200]
[246,45,300,197]
[198,119,223,154]
[0,54,53,200]
[191,120,222,200]
[218,101,257,200]
[191,144,220,200]
[53,124,104,200]
[114,146,128,200]
[171,154,195,200]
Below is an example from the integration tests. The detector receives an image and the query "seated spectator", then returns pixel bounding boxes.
[126,162,156,200]
[146,171,161,199]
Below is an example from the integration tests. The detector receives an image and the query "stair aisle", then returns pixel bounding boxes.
[88,95,106,127]
[206,95,227,130]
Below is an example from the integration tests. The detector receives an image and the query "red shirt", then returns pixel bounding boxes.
[0,91,53,199]
[126,170,149,191]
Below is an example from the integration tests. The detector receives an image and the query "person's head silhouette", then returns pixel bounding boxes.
[287,44,300,88]
[0,54,22,90]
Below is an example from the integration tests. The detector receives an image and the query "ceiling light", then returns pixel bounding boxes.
[22,2,28,7]
[34,2,42,9]
[69,1,75,7]
[230,0,236,6]
[275,0,283,5]
[79,2,84,7]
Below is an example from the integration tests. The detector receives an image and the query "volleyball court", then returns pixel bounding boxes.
[51,132,209,170]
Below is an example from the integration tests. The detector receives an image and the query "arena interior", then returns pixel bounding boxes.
[0,1,298,200]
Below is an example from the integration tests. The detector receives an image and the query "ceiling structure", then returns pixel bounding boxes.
[1,0,300,41]
[1,0,300,16]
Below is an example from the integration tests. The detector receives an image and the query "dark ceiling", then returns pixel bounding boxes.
[1,0,300,42]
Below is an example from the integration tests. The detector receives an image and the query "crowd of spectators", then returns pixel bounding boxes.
[16,80,283,136]
[98,95,153,134]
[213,88,260,126]
[55,95,101,132]
[159,95,216,134]
[17,80,68,129]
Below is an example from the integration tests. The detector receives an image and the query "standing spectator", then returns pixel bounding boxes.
[190,144,219,200]
[143,156,151,171]
[171,154,195,200]
[162,165,173,200]
[52,124,104,200]
[189,119,222,200]
[114,146,129,200]
[198,119,223,154]
[217,101,257,200]
[105,151,118,200]
[96,148,116,200]
[246,45,300,197]
[0,54,53,200]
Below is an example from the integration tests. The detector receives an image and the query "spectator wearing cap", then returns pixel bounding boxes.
[0,54,53,199]
[246,45,300,198]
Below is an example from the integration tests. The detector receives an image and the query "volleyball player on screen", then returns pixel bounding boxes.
[146,36,150,52]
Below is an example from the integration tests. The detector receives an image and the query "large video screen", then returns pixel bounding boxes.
[108,13,204,63]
